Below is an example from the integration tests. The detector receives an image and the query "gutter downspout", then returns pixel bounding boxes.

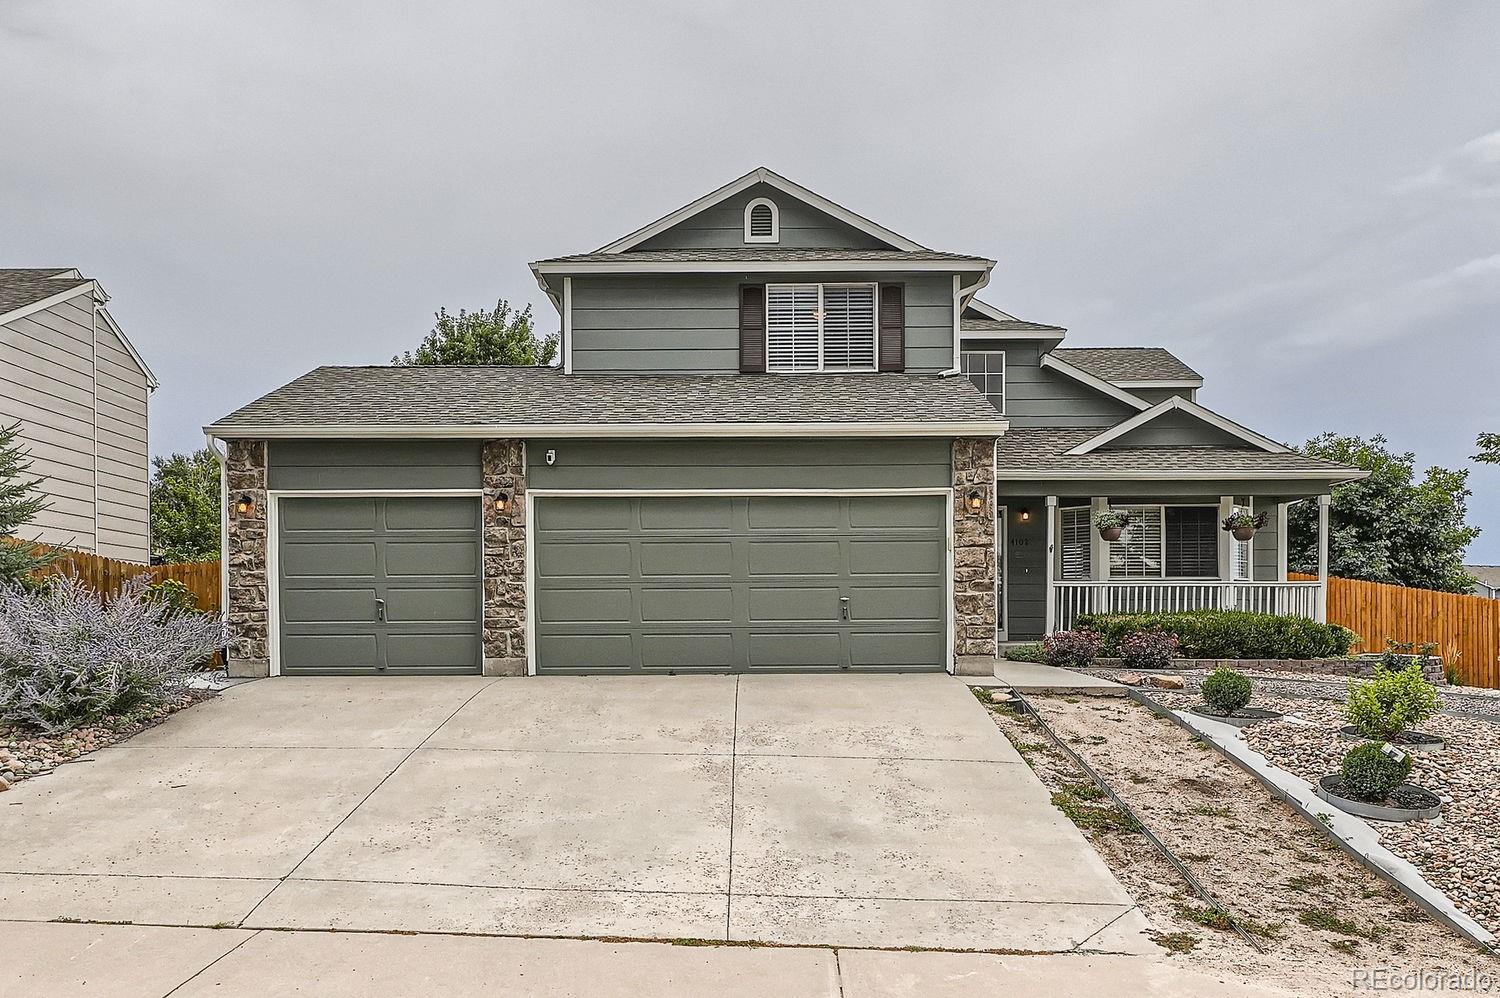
[942,270,992,376]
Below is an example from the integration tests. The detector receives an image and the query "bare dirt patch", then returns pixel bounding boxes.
[980,690,1498,994]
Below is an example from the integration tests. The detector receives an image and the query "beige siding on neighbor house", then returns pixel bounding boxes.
[0,290,152,562]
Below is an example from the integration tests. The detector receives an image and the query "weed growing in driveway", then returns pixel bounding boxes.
[1299,909,1376,939]
[1051,788,1141,834]
[1150,932,1200,954]
[1062,781,1106,801]
[1186,803,1233,818]
[1175,902,1283,941]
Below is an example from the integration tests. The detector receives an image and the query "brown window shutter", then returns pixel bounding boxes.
[739,284,766,373]
[878,284,905,372]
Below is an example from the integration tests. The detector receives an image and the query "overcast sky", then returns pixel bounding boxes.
[4,2,1499,557]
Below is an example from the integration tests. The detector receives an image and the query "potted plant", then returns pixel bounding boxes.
[1221,510,1268,542]
[1341,661,1444,752]
[1094,509,1132,542]
[1189,666,1283,726]
[1316,743,1442,822]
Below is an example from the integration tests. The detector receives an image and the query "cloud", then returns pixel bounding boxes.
[1393,129,1500,199]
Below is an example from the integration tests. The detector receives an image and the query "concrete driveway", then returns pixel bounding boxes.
[0,674,1143,952]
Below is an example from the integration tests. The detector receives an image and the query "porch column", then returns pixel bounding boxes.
[1090,496,1109,617]
[1044,496,1058,634]
[1315,493,1331,623]
[1217,495,1234,611]
[1276,503,1290,580]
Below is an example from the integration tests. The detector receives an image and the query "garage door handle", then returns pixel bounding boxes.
[840,596,851,621]
[375,598,386,623]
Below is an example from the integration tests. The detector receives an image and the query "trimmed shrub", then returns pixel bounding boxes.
[1003,642,1045,663]
[1119,630,1180,671]
[1344,663,1439,741]
[1075,610,1356,660]
[1339,743,1412,802]
[1043,630,1104,669]
[0,576,224,734]
[1201,667,1252,714]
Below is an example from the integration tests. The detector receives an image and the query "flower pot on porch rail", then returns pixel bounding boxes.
[1099,526,1123,542]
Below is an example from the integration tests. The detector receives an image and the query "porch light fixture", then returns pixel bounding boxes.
[493,493,509,514]
[1018,507,1031,522]
[234,494,255,517]
[965,490,985,513]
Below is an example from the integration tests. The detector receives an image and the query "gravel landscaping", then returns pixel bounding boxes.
[978,689,1498,993]
[1124,668,1500,941]
[0,688,216,790]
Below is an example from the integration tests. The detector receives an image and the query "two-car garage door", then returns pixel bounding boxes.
[276,493,948,675]
[532,495,947,674]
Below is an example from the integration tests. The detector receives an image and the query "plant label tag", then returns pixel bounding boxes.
[1381,743,1409,765]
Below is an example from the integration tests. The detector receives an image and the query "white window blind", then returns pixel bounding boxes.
[1060,507,1091,581]
[765,285,821,371]
[1111,506,1164,578]
[765,284,877,372]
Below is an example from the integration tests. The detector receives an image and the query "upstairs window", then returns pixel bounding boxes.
[961,350,1005,413]
[744,198,779,243]
[765,283,876,372]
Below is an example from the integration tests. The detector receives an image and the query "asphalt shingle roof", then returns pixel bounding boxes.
[997,427,1359,475]
[533,248,991,266]
[0,268,90,316]
[1051,347,1201,384]
[207,366,1005,432]
[960,317,1066,333]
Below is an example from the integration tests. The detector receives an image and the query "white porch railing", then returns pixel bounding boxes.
[1051,581,1323,634]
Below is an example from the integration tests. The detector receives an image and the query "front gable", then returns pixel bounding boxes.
[632,181,892,252]
[1065,396,1288,456]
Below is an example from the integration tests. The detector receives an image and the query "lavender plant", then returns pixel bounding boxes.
[0,575,224,733]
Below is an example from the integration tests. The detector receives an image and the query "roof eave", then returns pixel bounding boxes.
[1000,468,1371,482]
[530,258,994,275]
[204,418,1010,440]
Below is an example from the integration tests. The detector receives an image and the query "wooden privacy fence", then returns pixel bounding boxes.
[1291,572,1500,688]
[32,546,222,613]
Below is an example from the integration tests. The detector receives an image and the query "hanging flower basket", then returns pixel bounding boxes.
[1094,510,1132,542]
[1221,510,1268,542]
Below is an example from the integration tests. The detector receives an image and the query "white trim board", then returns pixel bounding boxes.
[203,420,1011,439]
[263,489,487,678]
[532,258,993,275]
[1001,468,1371,482]
[595,166,929,254]
[1065,395,1290,455]
[1037,353,1151,411]
[525,487,957,677]
[0,279,95,328]
[96,304,159,389]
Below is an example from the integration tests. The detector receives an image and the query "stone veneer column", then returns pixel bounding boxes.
[952,436,998,674]
[225,439,269,678]
[481,440,528,676]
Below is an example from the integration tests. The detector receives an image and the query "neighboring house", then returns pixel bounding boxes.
[0,268,157,562]
[1470,566,1500,600]
[205,168,1365,678]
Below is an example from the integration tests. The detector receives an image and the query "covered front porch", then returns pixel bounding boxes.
[997,486,1333,641]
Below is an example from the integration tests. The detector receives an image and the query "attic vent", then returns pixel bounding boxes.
[744,198,779,243]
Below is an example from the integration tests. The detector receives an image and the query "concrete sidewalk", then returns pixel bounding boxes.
[6,922,1297,998]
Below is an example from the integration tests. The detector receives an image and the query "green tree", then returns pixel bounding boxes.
[1475,432,1500,465]
[1288,433,1478,593]
[149,449,221,563]
[0,422,52,584]
[393,299,558,366]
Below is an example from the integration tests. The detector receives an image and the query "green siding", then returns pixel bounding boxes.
[631,182,890,251]
[277,496,482,675]
[526,438,952,491]
[571,273,955,374]
[268,440,481,490]
[962,339,1139,427]
[1103,409,1252,449]
[534,494,946,674]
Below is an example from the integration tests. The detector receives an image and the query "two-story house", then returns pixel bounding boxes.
[1,268,157,562]
[206,168,1364,678]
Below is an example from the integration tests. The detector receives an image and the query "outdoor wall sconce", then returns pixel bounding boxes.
[1018,507,1031,522]
[965,490,985,513]
[493,494,510,514]
[234,494,255,517]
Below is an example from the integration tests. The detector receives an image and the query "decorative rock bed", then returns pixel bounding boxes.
[1337,725,1447,753]
[1315,775,1444,822]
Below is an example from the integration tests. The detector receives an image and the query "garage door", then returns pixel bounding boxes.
[534,495,947,674]
[277,497,482,675]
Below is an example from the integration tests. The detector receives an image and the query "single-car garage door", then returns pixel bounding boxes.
[277,496,482,675]
[534,495,946,674]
